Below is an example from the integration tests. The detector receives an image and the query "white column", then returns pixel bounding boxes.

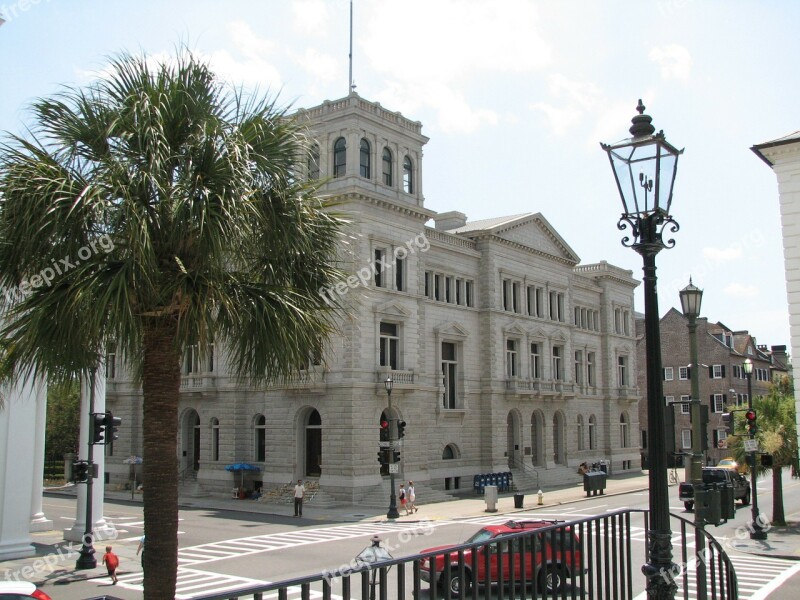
[0,374,39,559]
[29,378,53,532]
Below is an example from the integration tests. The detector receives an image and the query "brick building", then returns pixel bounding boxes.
[636,308,789,468]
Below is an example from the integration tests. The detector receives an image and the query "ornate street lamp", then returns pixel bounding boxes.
[602,100,684,600]
[384,376,400,519]
[742,358,767,540]
[679,278,707,600]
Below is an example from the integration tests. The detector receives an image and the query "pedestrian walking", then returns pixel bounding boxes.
[399,483,408,515]
[102,545,119,584]
[407,481,418,513]
[294,479,306,517]
[136,535,145,563]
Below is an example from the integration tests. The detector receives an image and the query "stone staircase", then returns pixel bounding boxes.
[256,479,340,508]
[509,464,583,493]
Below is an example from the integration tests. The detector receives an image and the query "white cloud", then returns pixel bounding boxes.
[361,0,550,133]
[531,74,603,137]
[649,44,692,83]
[291,0,340,37]
[724,282,759,298]
[703,246,744,262]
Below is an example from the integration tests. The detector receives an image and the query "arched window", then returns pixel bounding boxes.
[211,418,220,462]
[333,137,346,178]
[588,415,597,450]
[359,138,371,178]
[308,143,320,180]
[254,414,266,462]
[403,155,413,193]
[442,444,459,459]
[382,147,393,186]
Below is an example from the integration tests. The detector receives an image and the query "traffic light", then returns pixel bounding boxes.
[91,412,107,444]
[745,409,758,436]
[397,420,406,439]
[392,449,401,463]
[72,460,90,483]
[107,412,122,441]
[377,449,389,465]
[380,420,390,441]
[722,412,735,435]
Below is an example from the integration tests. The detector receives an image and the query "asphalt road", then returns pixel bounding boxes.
[26,474,800,599]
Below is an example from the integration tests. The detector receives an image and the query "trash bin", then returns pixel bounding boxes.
[484,485,498,512]
[514,493,524,508]
[599,461,608,475]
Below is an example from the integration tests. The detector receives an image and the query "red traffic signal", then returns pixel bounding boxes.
[745,409,756,421]
[745,409,757,435]
[380,420,389,430]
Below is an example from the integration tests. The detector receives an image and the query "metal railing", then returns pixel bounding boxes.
[188,509,737,600]
[508,454,541,491]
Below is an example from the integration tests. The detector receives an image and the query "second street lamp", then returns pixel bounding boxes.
[743,358,767,540]
[384,376,400,519]
[679,278,707,600]
[602,100,683,600]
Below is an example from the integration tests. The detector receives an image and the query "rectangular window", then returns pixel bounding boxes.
[465,280,474,307]
[184,344,199,374]
[434,274,443,301]
[618,355,628,386]
[681,429,692,449]
[424,271,432,298]
[679,366,688,380]
[552,345,563,381]
[574,350,583,385]
[441,342,457,409]
[456,279,463,305]
[587,352,595,386]
[530,343,541,379]
[445,276,453,303]
[664,367,674,381]
[506,339,518,378]
[535,287,544,317]
[379,322,399,370]
[395,256,405,291]
[713,393,724,413]
[512,282,520,313]
[503,279,511,311]
[732,365,740,378]
[528,286,537,316]
[680,395,690,414]
[711,364,724,379]
[549,291,557,320]
[374,249,386,288]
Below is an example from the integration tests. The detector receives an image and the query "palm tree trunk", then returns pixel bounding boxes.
[141,317,181,600]
[772,466,786,526]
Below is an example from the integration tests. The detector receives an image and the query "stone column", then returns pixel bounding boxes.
[29,378,53,532]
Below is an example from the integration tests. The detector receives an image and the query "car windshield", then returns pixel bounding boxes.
[702,470,727,483]
[464,529,494,544]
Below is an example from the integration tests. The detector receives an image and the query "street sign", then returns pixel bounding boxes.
[744,439,759,453]
[378,441,390,447]
[389,463,399,473]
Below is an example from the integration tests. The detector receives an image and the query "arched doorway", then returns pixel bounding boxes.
[305,409,322,477]
[180,409,201,473]
[552,411,566,465]
[530,411,545,467]
[506,411,521,468]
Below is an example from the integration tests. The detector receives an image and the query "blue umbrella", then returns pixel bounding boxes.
[225,463,261,487]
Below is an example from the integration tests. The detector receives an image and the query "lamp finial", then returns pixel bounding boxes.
[629,99,655,137]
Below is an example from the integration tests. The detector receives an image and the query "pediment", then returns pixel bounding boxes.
[503,321,527,336]
[494,214,580,264]
[434,321,469,339]
[373,301,411,319]
[527,327,549,340]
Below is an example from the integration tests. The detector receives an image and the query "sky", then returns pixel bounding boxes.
[0,0,797,352]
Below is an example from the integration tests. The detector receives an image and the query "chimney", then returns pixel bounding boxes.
[435,211,468,231]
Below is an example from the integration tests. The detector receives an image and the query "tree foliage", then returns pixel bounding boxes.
[0,50,346,599]
[44,377,80,459]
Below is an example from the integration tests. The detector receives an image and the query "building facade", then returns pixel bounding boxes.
[636,308,788,469]
[105,92,641,503]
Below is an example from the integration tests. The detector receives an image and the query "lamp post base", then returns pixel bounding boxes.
[75,542,96,570]
[750,528,768,540]
[642,531,678,600]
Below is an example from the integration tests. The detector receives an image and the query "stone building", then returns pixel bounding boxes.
[105,92,641,504]
[636,308,789,468]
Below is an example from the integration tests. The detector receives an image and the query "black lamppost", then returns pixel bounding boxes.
[743,358,767,540]
[602,100,683,600]
[384,376,400,519]
[679,278,707,600]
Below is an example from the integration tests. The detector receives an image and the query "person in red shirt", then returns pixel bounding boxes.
[102,545,119,584]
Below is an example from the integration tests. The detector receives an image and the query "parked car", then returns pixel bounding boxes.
[678,467,751,510]
[0,581,52,600]
[419,519,584,597]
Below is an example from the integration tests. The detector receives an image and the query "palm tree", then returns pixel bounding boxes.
[0,51,345,599]
[725,375,797,526]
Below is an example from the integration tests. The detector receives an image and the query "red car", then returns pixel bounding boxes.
[0,582,53,600]
[420,520,584,597]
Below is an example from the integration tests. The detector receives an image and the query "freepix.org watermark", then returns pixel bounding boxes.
[1,234,115,304]
[0,0,52,24]
[319,232,430,306]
